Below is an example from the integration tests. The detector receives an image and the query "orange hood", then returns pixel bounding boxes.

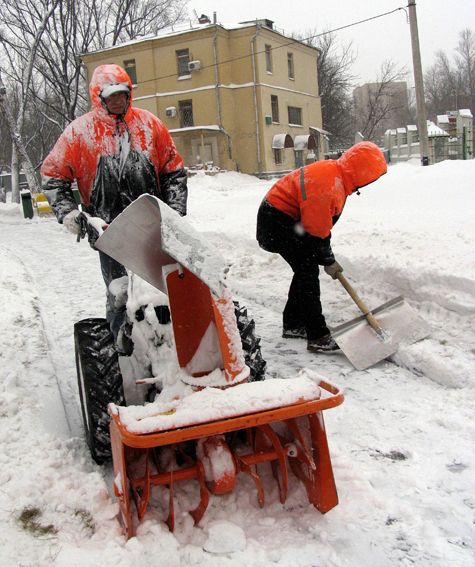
[89,64,133,118]
[337,141,387,194]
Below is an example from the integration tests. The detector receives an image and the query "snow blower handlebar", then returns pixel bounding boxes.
[76,211,108,245]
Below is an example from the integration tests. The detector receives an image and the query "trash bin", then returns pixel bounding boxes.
[21,190,34,219]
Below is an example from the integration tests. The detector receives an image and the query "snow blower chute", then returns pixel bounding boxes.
[90,194,344,538]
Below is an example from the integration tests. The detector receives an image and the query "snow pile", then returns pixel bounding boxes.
[159,198,228,297]
[0,159,474,566]
[114,371,323,434]
[203,520,247,554]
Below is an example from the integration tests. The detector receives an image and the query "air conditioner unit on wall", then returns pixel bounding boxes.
[188,60,202,72]
[165,107,177,118]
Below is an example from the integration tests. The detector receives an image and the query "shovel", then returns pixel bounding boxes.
[330,272,431,371]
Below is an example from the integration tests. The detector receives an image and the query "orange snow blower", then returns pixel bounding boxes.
[93,195,344,538]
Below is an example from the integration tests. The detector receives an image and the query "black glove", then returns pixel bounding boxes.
[76,212,89,242]
[76,212,106,248]
[324,261,343,280]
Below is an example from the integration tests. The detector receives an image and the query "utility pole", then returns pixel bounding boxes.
[408,1,430,166]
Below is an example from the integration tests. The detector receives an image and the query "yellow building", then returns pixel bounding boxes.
[81,17,326,176]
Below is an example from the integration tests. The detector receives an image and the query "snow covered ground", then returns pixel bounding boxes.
[0,158,474,566]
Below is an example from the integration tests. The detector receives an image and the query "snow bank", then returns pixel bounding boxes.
[0,159,474,566]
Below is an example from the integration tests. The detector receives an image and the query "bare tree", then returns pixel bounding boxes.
[424,29,475,120]
[455,28,475,112]
[0,74,42,200]
[0,0,188,200]
[424,50,459,120]
[101,0,188,47]
[295,30,357,149]
[0,0,59,201]
[314,32,357,149]
[0,93,13,170]
[353,60,409,144]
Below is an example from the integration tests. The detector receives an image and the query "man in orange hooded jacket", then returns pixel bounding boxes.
[256,141,387,353]
[41,64,188,345]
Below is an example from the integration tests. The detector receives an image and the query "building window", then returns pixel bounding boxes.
[177,49,190,77]
[124,59,137,85]
[287,53,294,79]
[265,45,273,73]
[271,95,279,123]
[288,106,302,125]
[274,148,282,165]
[179,99,194,127]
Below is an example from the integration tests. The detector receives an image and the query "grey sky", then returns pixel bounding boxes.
[186,0,475,86]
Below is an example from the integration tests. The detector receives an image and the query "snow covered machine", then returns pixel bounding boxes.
[75,195,344,538]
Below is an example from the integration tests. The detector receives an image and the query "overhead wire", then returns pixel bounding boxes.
[131,6,409,88]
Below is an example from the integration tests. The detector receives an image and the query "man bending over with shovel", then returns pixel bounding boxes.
[256,141,387,353]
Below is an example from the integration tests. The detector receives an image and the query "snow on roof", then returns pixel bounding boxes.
[427,121,450,137]
[169,125,221,134]
[294,135,317,151]
[272,133,294,149]
[310,126,331,136]
[438,109,473,122]
[83,18,317,56]
[407,125,417,131]
[81,21,250,55]
[153,19,256,39]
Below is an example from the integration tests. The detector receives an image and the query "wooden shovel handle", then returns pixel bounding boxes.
[335,272,382,332]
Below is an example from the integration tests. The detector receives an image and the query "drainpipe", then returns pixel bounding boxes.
[251,25,262,176]
[213,26,222,125]
[213,25,240,171]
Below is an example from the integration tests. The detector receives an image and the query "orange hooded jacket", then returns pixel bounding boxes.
[265,141,387,239]
[41,64,186,223]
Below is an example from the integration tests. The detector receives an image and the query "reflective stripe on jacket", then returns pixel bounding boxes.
[265,141,387,238]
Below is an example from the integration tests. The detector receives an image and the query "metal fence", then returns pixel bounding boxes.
[432,128,474,163]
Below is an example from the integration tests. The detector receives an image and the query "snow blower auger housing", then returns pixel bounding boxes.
[109,375,343,538]
[90,195,344,537]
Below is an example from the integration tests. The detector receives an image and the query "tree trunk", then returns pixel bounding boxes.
[11,145,20,204]
[0,79,41,195]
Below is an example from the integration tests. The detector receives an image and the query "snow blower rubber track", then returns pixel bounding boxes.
[75,318,125,464]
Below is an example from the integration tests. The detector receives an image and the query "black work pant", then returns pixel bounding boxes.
[256,199,329,340]
[98,250,128,342]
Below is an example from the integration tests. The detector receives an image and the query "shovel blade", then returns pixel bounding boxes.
[331,296,431,371]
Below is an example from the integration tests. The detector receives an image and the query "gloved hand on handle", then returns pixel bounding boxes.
[62,209,81,234]
[324,261,343,280]
[75,211,108,246]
